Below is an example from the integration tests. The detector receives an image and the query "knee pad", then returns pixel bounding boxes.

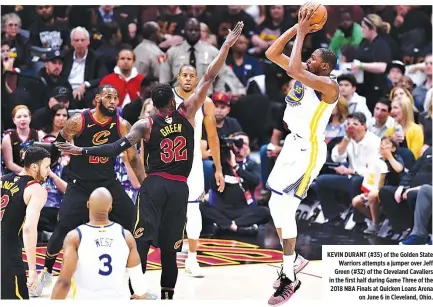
[268,192,285,228]
[186,203,202,240]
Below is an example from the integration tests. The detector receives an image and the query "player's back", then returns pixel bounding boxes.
[283,78,338,141]
[144,109,194,180]
[69,110,121,181]
[173,88,203,158]
[73,222,130,300]
[1,173,38,269]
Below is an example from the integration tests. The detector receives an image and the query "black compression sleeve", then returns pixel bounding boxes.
[81,137,132,157]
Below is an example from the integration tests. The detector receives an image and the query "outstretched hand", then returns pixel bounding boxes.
[297,5,321,36]
[54,142,83,156]
[224,21,244,47]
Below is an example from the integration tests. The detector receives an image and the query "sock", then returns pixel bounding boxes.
[45,254,57,274]
[161,289,174,300]
[283,254,296,281]
[188,252,197,262]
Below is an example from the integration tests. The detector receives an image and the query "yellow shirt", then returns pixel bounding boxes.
[386,123,424,159]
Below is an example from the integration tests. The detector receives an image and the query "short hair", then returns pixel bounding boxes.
[347,112,367,125]
[117,47,135,61]
[70,26,90,41]
[97,84,117,96]
[142,21,158,39]
[337,74,357,87]
[381,136,399,149]
[151,83,174,109]
[23,146,50,168]
[178,64,196,76]
[318,48,337,71]
[376,97,391,112]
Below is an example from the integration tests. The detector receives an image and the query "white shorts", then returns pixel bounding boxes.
[187,153,205,202]
[266,133,327,200]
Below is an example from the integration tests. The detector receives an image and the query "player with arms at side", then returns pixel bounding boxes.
[51,188,155,300]
[1,147,50,299]
[173,64,225,277]
[264,7,339,305]
[33,85,145,296]
[56,21,244,299]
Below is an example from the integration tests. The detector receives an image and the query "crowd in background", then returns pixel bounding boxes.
[1,5,432,245]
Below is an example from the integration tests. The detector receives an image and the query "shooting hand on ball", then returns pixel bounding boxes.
[297,7,321,36]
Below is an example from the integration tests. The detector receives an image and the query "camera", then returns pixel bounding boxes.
[220,136,243,161]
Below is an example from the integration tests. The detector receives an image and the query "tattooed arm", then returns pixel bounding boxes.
[55,118,151,157]
[119,118,146,184]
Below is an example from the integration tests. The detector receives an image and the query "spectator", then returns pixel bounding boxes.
[186,5,213,28]
[1,41,18,73]
[387,96,424,159]
[379,147,432,232]
[200,22,217,47]
[329,10,363,55]
[115,152,141,203]
[41,103,68,138]
[315,112,381,226]
[122,77,158,126]
[134,21,165,79]
[399,184,432,245]
[386,60,405,89]
[28,5,70,51]
[201,92,243,191]
[351,14,392,109]
[60,26,108,108]
[418,100,432,155]
[95,5,135,33]
[95,22,123,73]
[99,48,144,108]
[32,86,71,130]
[411,54,432,112]
[156,5,187,50]
[352,136,404,235]
[337,74,372,121]
[252,5,293,57]
[1,13,29,69]
[200,132,271,235]
[226,34,263,87]
[396,75,415,93]
[159,18,227,94]
[1,105,44,173]
[325,96,349,143]
[367,97,395,138]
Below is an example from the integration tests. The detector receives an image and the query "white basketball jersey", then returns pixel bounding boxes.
[73,222,130,300]
[283,78,338,141]
[173,88,204,158]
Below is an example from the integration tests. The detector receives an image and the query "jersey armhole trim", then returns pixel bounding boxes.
[116,115,122,137]
[25,180,40,188]
[76,112,86,138]
[178,109,187,118]
[75,227,82,242]
[121,225,125,239]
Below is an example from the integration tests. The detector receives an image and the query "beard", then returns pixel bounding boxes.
[98,102,114,117]
[339,25,353,38]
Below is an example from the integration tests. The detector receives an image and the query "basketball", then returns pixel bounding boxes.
[299,2,328,32]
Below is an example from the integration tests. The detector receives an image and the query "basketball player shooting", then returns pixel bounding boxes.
[51,188,155,300]
[55,21,243,300]
[264,4,339,305]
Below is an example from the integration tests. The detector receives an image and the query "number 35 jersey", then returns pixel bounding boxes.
[143,109,194,180]
[73,222,130,300]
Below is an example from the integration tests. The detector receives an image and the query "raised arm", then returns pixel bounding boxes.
[203,98,225,192]
[285,10,338,103]
[55,118,151,158]
[119,118,146,184]
[182,22,244,118]
[51,230,80,299]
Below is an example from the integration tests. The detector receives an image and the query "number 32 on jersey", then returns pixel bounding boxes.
[160,136,187,163]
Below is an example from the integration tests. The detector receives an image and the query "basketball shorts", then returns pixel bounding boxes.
[187,153,205,203]
[133,175,189,252]
[1,249,28,300]
[266,133,327,200]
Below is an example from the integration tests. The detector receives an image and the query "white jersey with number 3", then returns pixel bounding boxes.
[173,87,205,202]
[73,222,130,300]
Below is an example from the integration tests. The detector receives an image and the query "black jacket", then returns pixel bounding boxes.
[400,147,432,188]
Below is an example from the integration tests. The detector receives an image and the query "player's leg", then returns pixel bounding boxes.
[32,183,89,296]
[107,179,135,232]
[1,266,29,299]
[185,161,205,277]
[159,180,189,299]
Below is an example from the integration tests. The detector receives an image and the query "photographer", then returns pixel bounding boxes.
[200,132,271,235]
